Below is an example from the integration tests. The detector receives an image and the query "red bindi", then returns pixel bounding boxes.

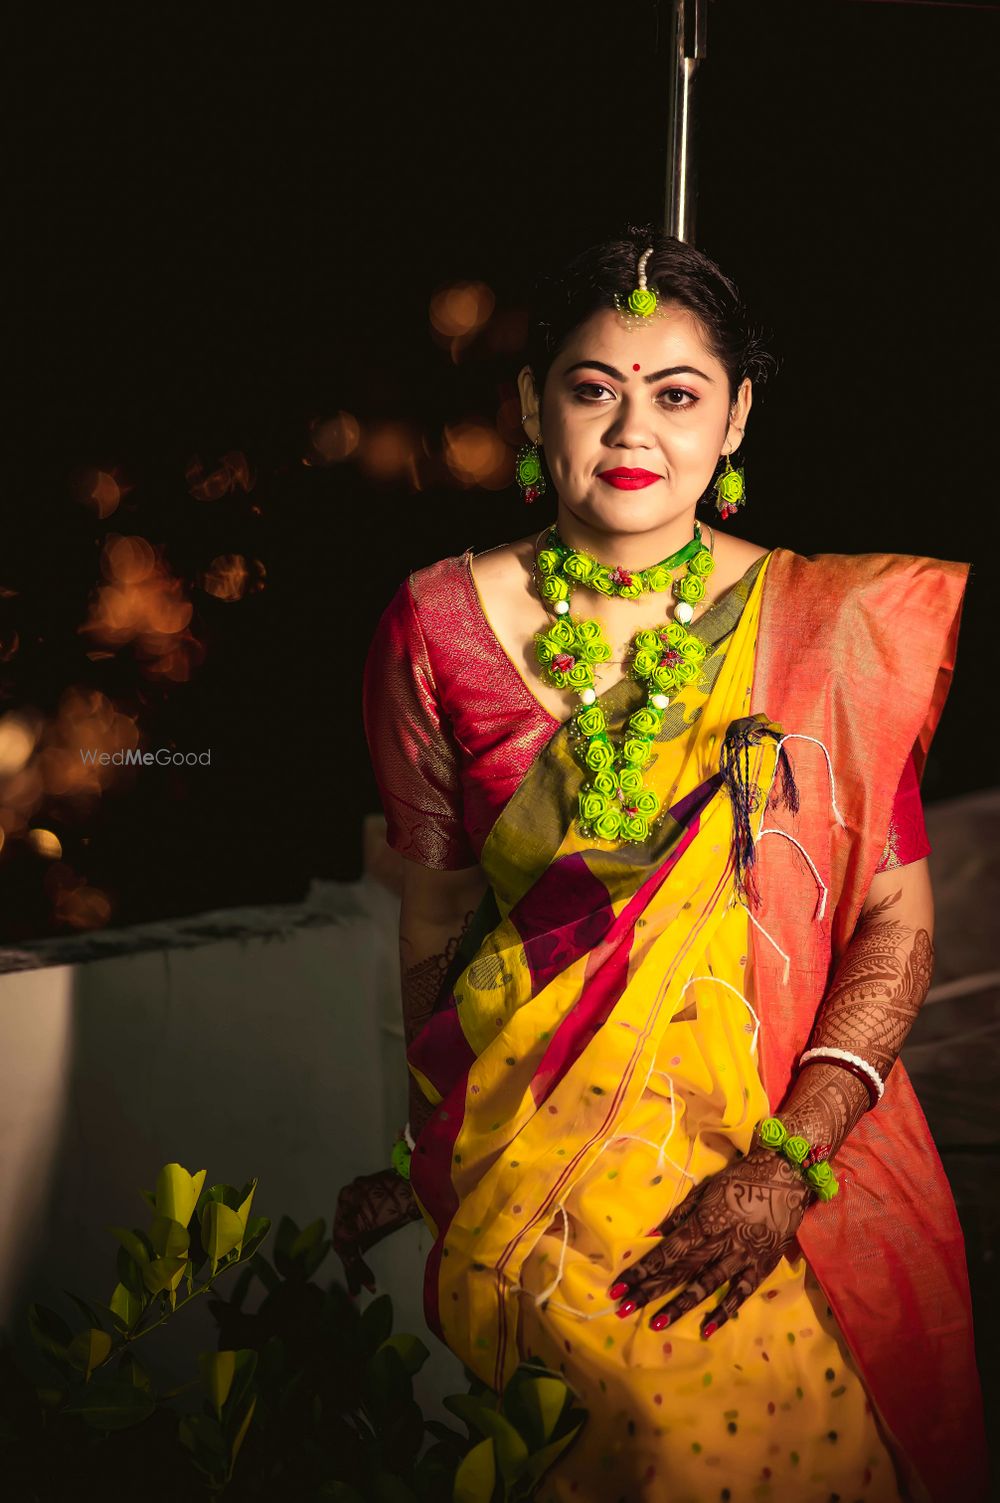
[633,363,641,371]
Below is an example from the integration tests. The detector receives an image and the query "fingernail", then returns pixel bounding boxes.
[703,1320,718,1339]
[650,1312,672,1331]
[608,1280,630,1299]
[645,1226,661,1237]
[616,1300,637,1318]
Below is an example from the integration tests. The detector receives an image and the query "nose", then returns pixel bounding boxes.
[603,394,655,451]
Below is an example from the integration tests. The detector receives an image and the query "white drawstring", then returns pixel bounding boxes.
[530,1202,572,1307]
[680,973,762,1056]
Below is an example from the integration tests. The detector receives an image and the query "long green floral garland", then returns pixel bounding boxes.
[532,522,716,844]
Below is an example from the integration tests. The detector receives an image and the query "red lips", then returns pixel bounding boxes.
[598,468,661,490]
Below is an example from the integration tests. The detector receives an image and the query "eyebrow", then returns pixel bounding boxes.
[564,359,715,384]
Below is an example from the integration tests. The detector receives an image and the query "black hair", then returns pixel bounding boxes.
[524,223,777,409]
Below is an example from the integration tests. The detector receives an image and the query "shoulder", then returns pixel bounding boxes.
[759,548,970,668]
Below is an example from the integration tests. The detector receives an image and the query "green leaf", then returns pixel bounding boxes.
[371,1473,419,1503]
[453,1436,496,1503]
[27,1303,72,1365]
[201,1201,245,1274]
[154,1164,206,1228]
[240,1216,271,1261]
[229,1394,256,1467]
[522,1422,584,1486]
[220,1350,257,1431]
[116,1246,146,1297]
[149,1216,190,1259]
[62,1380,156,1431]
[141,1255,187,1299]
[200,1349,236,1417]
[359,1292,394,1355]
[378,1332,430,1378]
[443,1393,496,1437]
[62,1290,105,1330]
[109,1281,145,1332]
[178,1412,229,1467]
[502,1372,569,1449]
[109,1226,151,1267]
[467,1408,528,1485]
[66,1327,113,1381]
[118,1351,152,1392]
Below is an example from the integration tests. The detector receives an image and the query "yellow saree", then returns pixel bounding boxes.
[407,551,905,1502]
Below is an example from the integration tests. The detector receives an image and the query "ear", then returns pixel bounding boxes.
[725,377,753,456]
[517,365,543,446]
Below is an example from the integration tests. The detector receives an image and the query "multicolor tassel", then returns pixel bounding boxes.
[719,715,797,905]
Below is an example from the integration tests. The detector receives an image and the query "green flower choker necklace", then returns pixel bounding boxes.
[532,521,716,845]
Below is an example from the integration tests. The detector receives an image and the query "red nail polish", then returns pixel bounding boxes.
[608,1280,630,1299]
[703,1320,718,1339]
[650,1312,672,1331]
[616,1300,637,1318]
[645,1226,661,1237]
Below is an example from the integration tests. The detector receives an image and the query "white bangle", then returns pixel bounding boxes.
[799,1046,886,1103]
[403,1121,416,1151]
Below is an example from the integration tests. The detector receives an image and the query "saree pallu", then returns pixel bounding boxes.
[408,553,907,1502]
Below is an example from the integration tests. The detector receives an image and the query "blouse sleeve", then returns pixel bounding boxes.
[362,578,478,870]
[874,749,931,873]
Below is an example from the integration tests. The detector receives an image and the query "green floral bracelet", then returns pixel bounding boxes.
[756,1115,839,1202]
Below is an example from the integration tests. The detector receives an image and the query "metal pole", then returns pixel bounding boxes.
[663,0,708,243]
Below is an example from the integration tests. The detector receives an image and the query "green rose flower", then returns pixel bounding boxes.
[593,767,619,796]
[663,621,689,649]
[673,660,699,686]
[535,638,555,666]
[567,661,594,690]
[758,1117,788,1151]
[547,620,575,649]
[622,812,650,842]
[540,574,570,605]
[652,664,679,691]
[645,564,672,592]
[680,636,707,664]
[564,551,597,583]
[575,639,602,664]
[634,789,659,816]
[628,706,662,737]
[805,1161,839,1202]
[580,788,610,823]
[576,704,607,737]
[689,548,715,577]
[584,737,616,773]
[634,629,661,652]
[677,573,708,604]
[618,767,643,795]
[591,568,616,596]
[589,640,612,663]
[536,548,560,576]
[627,287,658,317]
[616,578,643,600]
[516,450,542,487]
[633,649,658,679]
[593,808,624,840]
[716,466,745,505]
[575,619,603,643]
[783,1135,811,1166]
[622,736,651,767]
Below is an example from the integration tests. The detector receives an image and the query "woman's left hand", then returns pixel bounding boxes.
[607,1146,816,1338]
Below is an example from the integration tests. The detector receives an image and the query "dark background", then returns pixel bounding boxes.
[8,0,999,940]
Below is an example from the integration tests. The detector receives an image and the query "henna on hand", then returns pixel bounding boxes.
[332,1167,423,1298]
[608,1147,814,1337]
[782,886,935,1157]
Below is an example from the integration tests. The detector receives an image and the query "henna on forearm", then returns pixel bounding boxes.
[401,909,476,1136]
[776,886,935,1158]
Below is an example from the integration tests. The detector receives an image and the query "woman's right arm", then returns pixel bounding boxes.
[399,855,489,1138]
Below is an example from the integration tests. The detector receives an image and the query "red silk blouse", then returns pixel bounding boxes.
[362,550,931,874]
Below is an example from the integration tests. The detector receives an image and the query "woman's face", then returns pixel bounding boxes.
[519,303,751,538]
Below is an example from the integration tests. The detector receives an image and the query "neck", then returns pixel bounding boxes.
[553,502,700,569]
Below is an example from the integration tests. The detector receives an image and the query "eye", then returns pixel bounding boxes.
[572,382,615,402]
[659,387,698,409]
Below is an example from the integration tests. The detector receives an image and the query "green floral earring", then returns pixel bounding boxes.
[516,439,546,505]
[713,452,746,521]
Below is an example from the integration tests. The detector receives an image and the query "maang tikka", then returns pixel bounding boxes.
[612,246,671,331]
